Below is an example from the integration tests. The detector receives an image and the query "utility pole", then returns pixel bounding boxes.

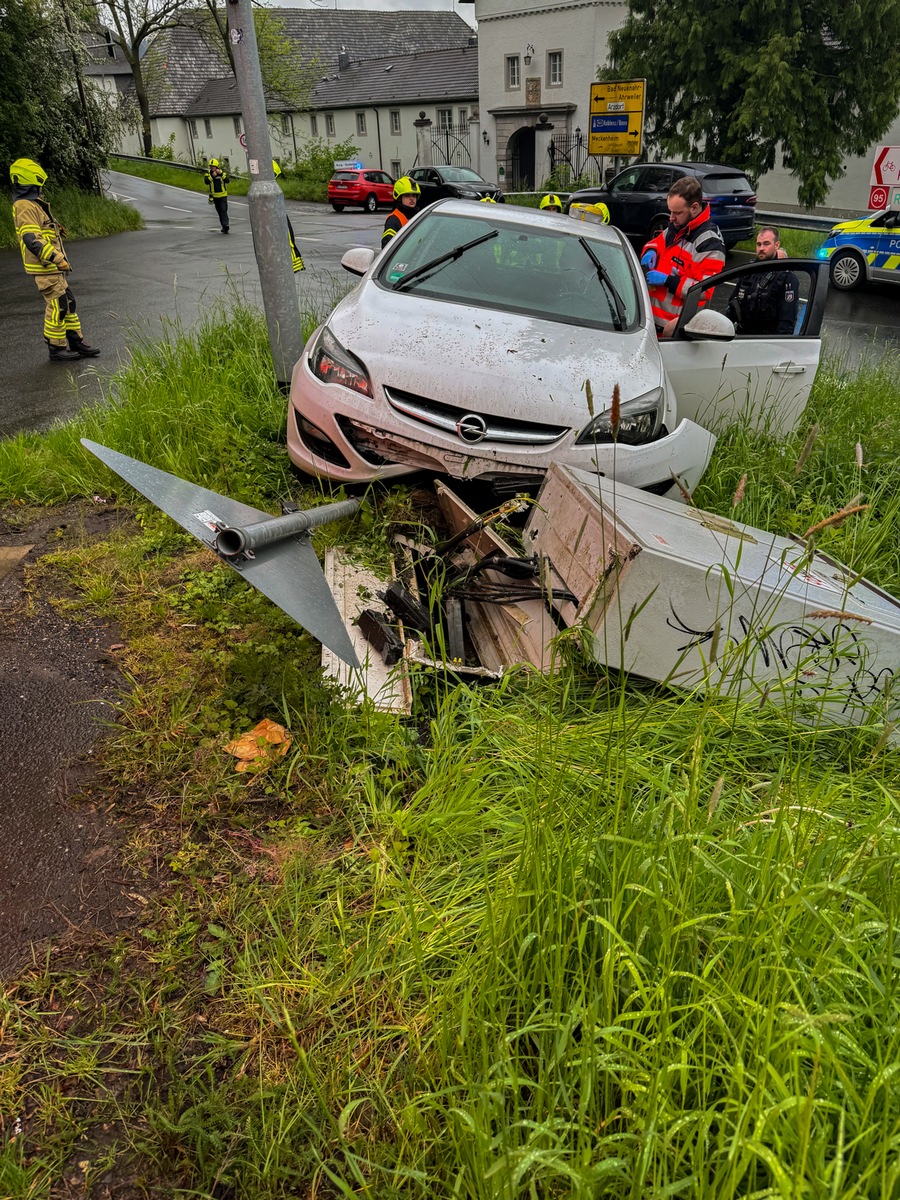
[226,0,304,388]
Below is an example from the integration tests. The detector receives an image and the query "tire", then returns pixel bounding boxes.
[829,249,865,291]
[331,203,344,212]
[363,193,378,213]
[647,215,668,239]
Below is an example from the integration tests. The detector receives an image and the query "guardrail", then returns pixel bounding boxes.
[756,208,835,233]
[111,153,207,173]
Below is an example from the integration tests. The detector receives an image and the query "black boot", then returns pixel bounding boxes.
[49,344,80,361]
[66,335,101,358]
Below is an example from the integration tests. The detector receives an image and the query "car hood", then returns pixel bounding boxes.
[328,284,663,422]
[829,217,874,234]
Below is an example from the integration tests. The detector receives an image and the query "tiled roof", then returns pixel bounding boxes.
[311,45,478,109]
[143,8,473,117]
[80,24,132,75]
[186,77,244,117]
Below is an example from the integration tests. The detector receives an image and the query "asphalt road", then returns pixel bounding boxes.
[0,172,897,440]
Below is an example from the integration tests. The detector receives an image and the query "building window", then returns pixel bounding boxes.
[204,118,213,138]
[390,109,401,135]
[310,114,318,137]
[438,108,453,130]
[281,114,290,136]
[390,159,402,177]
[325,112,335,136]
[356,111,367,135]
[458,107,468,125]
[232,116,241,136]
[506,55,520,90]
[189,119,198,137]
[547,50,563,87]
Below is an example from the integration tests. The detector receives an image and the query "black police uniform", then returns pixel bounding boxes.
[725,268,800,334]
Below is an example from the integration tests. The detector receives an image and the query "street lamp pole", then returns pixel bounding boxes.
[226,0,304,388]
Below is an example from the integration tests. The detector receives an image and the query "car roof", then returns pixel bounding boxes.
[428,197,622,244]
[666,161,749,175]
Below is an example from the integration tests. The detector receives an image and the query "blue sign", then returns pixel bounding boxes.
[591,115,630,134]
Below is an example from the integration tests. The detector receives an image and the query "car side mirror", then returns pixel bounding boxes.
[682,309,736,341]
[341,247,376,277]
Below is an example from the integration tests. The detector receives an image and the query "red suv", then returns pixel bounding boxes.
[328,169,395,213]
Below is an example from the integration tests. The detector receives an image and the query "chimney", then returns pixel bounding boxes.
[338,46,350,71]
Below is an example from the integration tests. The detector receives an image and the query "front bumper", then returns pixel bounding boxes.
[286,354,717,493]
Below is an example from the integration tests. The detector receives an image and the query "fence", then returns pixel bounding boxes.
[547,134,606,188]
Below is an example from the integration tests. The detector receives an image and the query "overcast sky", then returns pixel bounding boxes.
[263,0,477,30]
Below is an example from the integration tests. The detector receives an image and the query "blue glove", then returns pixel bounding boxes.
[646,269,668,286]
[640,250,658,270]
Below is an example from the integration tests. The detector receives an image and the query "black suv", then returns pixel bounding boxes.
[566,161,756,250]
[408,165,505,206]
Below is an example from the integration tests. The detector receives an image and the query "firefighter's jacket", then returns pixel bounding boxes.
[12,186,67,275]
[204,169,229,198]
[641,204,725,327]
[382,206,412,247]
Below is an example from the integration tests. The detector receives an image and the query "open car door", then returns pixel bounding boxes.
[660,258,829,437]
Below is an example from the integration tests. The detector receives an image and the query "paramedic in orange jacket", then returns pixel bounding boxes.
[640,176,725,338]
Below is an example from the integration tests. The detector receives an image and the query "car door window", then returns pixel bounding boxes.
[609,167,644,194]
[642,167,672,194]
[697,262,816,337]
[410,169,426,183]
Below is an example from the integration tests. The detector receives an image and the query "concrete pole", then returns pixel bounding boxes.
[226,0,303,388]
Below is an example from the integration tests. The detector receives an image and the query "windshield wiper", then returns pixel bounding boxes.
[392,230,499,292]
[578,237,627,331]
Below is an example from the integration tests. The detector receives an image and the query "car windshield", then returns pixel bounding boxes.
[436,167,485,183]
[702,174,754,195]
[378,212,641,332]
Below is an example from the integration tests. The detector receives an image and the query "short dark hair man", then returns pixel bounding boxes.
[640,175,726,338]
[724,226,800,335]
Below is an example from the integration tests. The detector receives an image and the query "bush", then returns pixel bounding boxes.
[278,137,360,202]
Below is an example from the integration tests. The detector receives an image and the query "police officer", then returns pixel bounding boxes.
[203,158,230,233]
[273,160,305,272]
[10,157,100,361]
[382,177,420,247]
[725,226,799,334]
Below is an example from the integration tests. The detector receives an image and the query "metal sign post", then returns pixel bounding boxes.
[588,80,646,158]
[227,0,304,388]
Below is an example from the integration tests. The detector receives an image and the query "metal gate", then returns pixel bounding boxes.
[548,133,605,187]
[430,123,471,167]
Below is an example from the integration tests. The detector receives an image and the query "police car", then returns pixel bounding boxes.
[817,209,900,290]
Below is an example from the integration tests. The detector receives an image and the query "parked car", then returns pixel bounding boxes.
[328,168,395,213]
[816,208,900,290]
[566,162,757,250]
[286,200,828,495]
[408,165,505,206]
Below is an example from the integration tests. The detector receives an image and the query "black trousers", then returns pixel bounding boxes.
[212,195,229,231]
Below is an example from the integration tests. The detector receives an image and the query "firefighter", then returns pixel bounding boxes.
[203,158,230,233]
[382,177,421,247]
[539,193,564,213]
[273,160,305,272]
[10,157,100,361]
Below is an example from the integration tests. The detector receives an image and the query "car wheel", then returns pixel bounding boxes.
[364,193,378,213]
[331,203,344,212]
[647,215,668,239]
[829,249,865,291]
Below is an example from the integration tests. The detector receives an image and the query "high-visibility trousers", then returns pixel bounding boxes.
[35,274,81,346]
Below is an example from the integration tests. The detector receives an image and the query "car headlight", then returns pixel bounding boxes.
[309,326,372,397]
[575,387,665,446]
[456,188,480,198]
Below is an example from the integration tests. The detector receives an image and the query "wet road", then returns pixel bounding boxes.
[0,174,897,439]
[0,171,387,439]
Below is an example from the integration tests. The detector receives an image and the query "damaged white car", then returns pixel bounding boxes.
[287,200,829,495]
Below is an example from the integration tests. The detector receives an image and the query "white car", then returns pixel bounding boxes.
[287,200,828,495]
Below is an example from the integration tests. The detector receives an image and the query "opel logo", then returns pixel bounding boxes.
[457,413,488,444]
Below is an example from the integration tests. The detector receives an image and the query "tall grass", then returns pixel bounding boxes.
[0,184,144,250]
[733,227,826,257]
[2,308,900,1197]
[110,157,319,203]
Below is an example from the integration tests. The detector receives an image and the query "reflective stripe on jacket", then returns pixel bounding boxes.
[642,204,725,326]
[382,207,410,246]
[13,196,65,275]
[204,170,229,198]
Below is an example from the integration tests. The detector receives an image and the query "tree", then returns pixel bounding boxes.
[603,0,900,207]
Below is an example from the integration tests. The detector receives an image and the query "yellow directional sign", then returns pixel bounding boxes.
[588,80,646,156]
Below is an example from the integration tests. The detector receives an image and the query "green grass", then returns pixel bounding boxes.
[110,156,325,203]
[0,184,144,250]
[2,309,900,1196]
[734,226,827,257]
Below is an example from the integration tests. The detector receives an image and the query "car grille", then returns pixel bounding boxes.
[384,387,568,447]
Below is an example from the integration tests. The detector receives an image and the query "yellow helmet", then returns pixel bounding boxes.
[568,201,611,227]
[539,193,563,211]
[393,176,421,199]
[209,158,220,167]
[272,160,282,177]
[480,195,497,203]
[10,157,47,187]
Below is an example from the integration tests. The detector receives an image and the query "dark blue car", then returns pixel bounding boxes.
[565,161,757,250]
